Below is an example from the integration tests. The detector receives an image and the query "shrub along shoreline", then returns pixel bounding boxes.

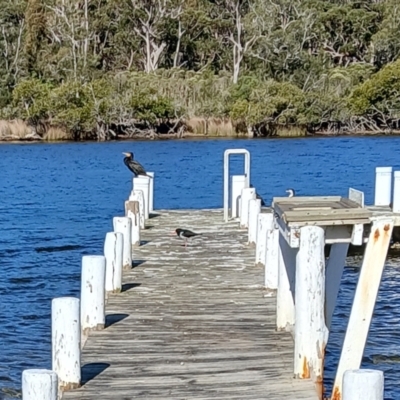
[2,62,400,142]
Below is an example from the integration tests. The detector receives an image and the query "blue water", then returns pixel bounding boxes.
[1,137,400,399]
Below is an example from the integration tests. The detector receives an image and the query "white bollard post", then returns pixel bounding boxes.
[255,213,269,267]
[374,166,392,206]
[113,216,132,270]
[265,214,279,290]
[133,176,150,219]
[248,198,261,245]
[231,175,246,218]
[22,369,58,400]
[129,190,145,229]
[81,255,106,337]
[104,232,123,295]
[240,187,256,228]
[393,171,400,212]
[51,297,81,392]
[276,233,296,331]
[148,172,154,212]
[343,369,384,400]
[294,226,328,397]
[125,200,141,246]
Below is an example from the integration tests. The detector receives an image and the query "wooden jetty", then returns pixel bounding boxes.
[22,150,397,400]
[63,210,319,400]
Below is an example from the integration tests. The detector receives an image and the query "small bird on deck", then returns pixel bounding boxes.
[286,188,296,198]
[122,152,152,178]
[172,228,202,247]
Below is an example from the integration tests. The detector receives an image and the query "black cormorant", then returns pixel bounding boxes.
[122,152,151,178]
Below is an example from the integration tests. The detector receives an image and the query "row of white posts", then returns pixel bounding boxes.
[21,174,154,400]
[233,179,387,400]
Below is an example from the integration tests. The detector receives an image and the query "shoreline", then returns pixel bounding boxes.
[1,131,400,144]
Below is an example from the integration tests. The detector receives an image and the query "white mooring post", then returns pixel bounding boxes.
[51,297,81,392]
[248,198,261,245]
[255,213,269,267]
[147,172,154,212]
[276,232,296,331]
[104,232,123,295]
[113,216,132,270]
[374,166,392,206]
[325,243,349,330]
[332,217,394,398]
[129,190,145,229]
[81,255,106,338]
[125,200,141,246]
[265,214,279,290]
[343,369,384,400]
[133,176,150,219]
[393,171,400,213]
[240,187,256,228]
[294,226,328,398]
[22,369,58,400]
[231,175,247,218]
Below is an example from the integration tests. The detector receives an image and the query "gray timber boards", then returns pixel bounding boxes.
[272,196,372,225]
[63,210,318,400]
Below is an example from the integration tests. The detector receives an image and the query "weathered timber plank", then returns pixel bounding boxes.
[62,210,318,400]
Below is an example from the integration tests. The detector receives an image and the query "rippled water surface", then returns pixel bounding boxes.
[1,137,400,399]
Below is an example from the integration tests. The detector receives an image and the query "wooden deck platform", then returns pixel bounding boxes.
[63,209,318,400]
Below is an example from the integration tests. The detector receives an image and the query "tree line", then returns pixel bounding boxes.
[1,0,400,140]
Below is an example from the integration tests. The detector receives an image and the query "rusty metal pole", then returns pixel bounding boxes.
[331,217,394,400]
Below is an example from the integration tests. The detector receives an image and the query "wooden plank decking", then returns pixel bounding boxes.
[63,209,318,400]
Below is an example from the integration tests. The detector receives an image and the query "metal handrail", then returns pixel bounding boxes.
[223,149,250,221]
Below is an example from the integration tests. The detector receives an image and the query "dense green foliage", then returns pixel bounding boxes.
[1,0,400,139]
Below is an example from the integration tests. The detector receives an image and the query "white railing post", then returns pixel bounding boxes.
[104,232,123,295]
[393,171,400,212]
[231,175,246,218]
[248,198,261,245]
[129,190,145,229]
[240,187,255,228]
[223,149,250,222]
[147,172,154,212]
[51,297,81,392]
[81,255,106,338]
[294,226,328,398]
[276,233,296,331]
[343,369,384,400]
[265,214,279,290]
[333,217,394,397]
[133,176,150,219]
[374,166,392,206]
[22,369,58,400]
[325,243,349,330]
[125,200,141,246]
[256,213,269,267]
[113,216,132,270]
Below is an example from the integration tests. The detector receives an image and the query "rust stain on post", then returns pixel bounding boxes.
[60,381,81,391]
[331,386,341,400]
[302,356,310,379]
[384,224,390,232]
[315,375,324,400]
[374,227,380,241]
